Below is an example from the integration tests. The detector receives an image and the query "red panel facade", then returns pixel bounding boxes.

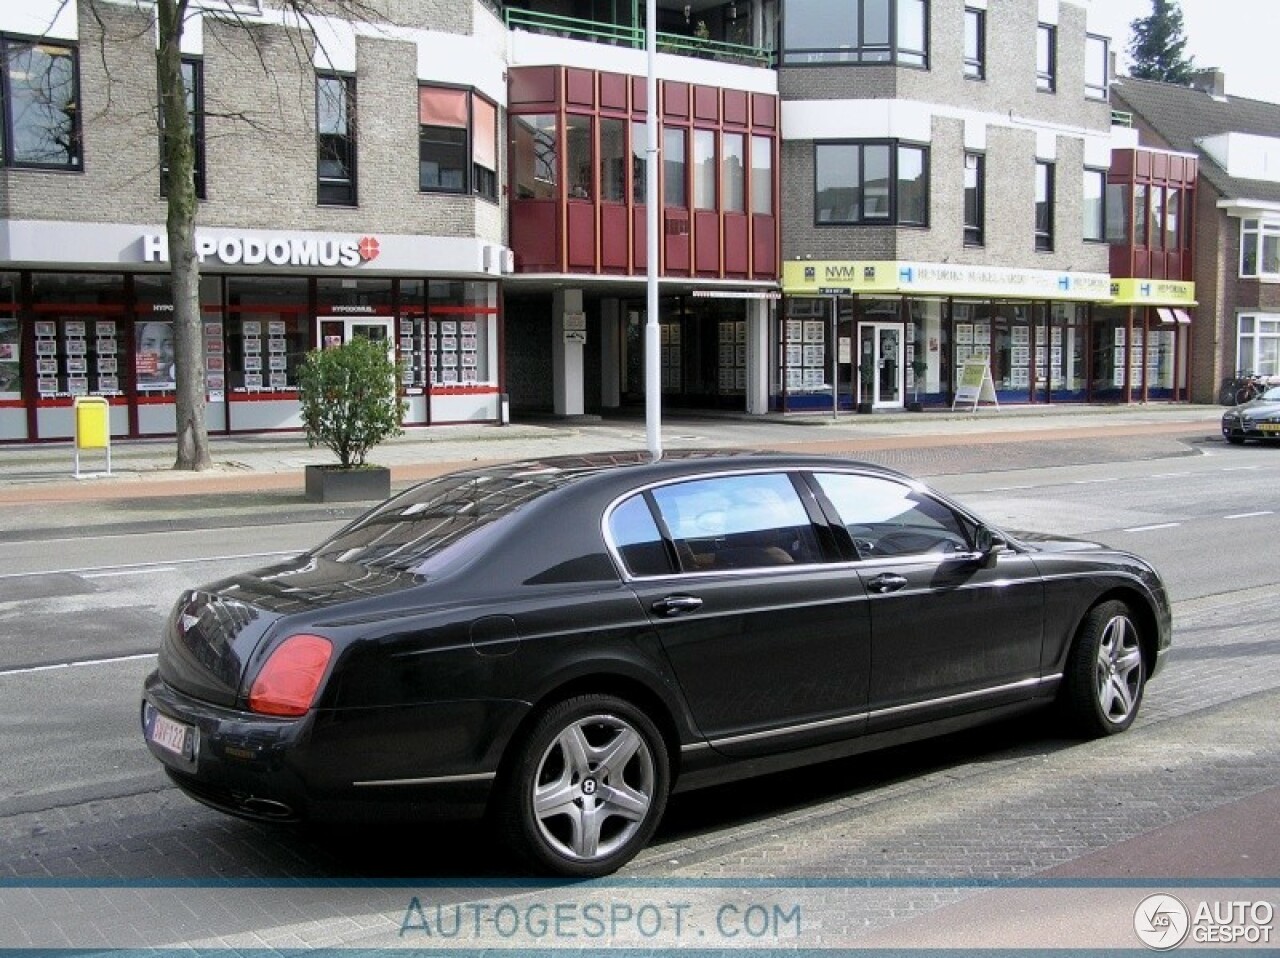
[506,66,779,282]
[694,210,720,275]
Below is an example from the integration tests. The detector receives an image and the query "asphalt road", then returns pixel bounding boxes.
[0,435,1276,950]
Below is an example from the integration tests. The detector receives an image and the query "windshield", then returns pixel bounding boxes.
[1262,386,1280,402]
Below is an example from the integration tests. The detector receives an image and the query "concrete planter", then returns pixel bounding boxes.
[304,464,391,503]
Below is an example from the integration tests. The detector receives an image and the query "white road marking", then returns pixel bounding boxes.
[0,551,296,581]
[0,652,157,678]
[987,485,1035,491]
[1123,522,1181,533]
[1148,472,1190,479]
[1224,511,1274,520]
[1221,466,1263,472]
[82,567,178,578]
[1071,477,1121,484]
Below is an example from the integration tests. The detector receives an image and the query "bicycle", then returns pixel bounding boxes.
[1219,370,1268,405]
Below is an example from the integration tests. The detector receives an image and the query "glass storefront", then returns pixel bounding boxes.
[0,271,501,442]
[775,294,1188,408]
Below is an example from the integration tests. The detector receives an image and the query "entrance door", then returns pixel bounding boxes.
[857,323,903,409]
[317,316,395,355]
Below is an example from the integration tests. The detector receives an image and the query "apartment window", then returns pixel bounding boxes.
[1165,188,1181,250]
[1148,185,1164,249]
[1133,184,1148,247]
[1036,24,1056,92]
[419,86,467,193]
[566,114,593,200]
[692,129,718,211]
[0,36,81,169]
[751,135,773,214]
[472,95,497,201]
[600,118,626,202]
[1237,315,1280,377]
[1083,168,1106,241]
[963,7,985,79]
[160,58,205,198]
[783,0,927,67]
[723,132,745,213]
[317,74,355,205]
[1105,182,1129,243]
[1085,34,1109,99]
[814,141,927,225]
[632,121,647,204]
[1240,219,1280,278]
[1035,161,1054,251]
[511,113,556,200]
[964,152,984,246]
[664,127,687,208]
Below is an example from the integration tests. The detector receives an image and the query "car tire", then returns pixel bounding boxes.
[1226,434,1246,445]
[497,694,669,877]
[1061,600,1146,738]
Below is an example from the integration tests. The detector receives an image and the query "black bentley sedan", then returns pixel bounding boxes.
[1221,385,1280,444]
[142,452,1171,876]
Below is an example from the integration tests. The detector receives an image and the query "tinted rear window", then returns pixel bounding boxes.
[312,470,570,572]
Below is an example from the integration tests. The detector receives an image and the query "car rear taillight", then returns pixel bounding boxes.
[248,634,333,717]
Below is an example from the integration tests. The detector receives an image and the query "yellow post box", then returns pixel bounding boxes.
[73,396,112,477]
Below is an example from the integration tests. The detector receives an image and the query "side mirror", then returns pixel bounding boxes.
[974,527,1006,567]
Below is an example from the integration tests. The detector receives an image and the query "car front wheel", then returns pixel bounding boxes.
[1062,600,1146,737]
[498,694,669,877]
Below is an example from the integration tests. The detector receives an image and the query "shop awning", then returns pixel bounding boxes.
[1154,307,1192,325]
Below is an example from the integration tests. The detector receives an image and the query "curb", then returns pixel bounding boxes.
[0,505,368,544]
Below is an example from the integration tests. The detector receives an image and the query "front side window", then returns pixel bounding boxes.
[1036,24,1056,93]
[649,473,823,571]
[813,472,976,558]
[1085,34,1109,99]
[963,7,985,79]
[1240,219,1280,278]
[1,36,81,168]
[1035,161,1054,251]
[160,58,205,199]
[316,73,355,205]
[815,141,927,225]
[783,0,928,66]
[964,152,984,246]
[1083,168,1106,242]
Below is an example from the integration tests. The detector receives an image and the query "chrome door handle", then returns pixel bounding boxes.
[652,595,703,617]
[867,573,908,594]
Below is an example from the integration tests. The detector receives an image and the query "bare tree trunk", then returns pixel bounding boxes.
[158,0,212,471]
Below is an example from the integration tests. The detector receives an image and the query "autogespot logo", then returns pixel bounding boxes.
[1135,894,1190,950]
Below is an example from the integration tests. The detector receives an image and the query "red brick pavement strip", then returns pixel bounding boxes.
[0,418,1219,505]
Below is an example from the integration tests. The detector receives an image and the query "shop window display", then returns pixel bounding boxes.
[31,274,126,400]
[0,274,21,398]
[225,278,307,393]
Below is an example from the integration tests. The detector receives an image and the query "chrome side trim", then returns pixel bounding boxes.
[680,741,714,753]
[353,771,497,787]
[711,708,869,747]
[868,675,1058,720]
[706,675,1061,749]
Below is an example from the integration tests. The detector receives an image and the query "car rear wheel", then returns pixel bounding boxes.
[498,694,669,877]
[1061,600,1146,737]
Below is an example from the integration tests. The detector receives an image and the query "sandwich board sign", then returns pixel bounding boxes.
[952,358,999,411]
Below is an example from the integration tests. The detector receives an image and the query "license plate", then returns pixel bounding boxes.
[1260,423,1280,433]
[145,705,193,760]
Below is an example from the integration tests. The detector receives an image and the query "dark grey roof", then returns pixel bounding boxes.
[1112,75,1280,205]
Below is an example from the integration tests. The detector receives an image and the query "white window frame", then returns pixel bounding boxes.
[1237,314,1280,377]
[1239,218,1280,279]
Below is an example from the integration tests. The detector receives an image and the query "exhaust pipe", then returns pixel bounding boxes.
[241,796,294,819]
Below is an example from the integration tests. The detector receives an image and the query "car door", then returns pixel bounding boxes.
[609,471,872,758]
[807,471,1045,734]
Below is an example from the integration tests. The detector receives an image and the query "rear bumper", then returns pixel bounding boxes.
[142,671,523,823]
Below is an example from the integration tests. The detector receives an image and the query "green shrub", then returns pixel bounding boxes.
[297,336,406,468]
